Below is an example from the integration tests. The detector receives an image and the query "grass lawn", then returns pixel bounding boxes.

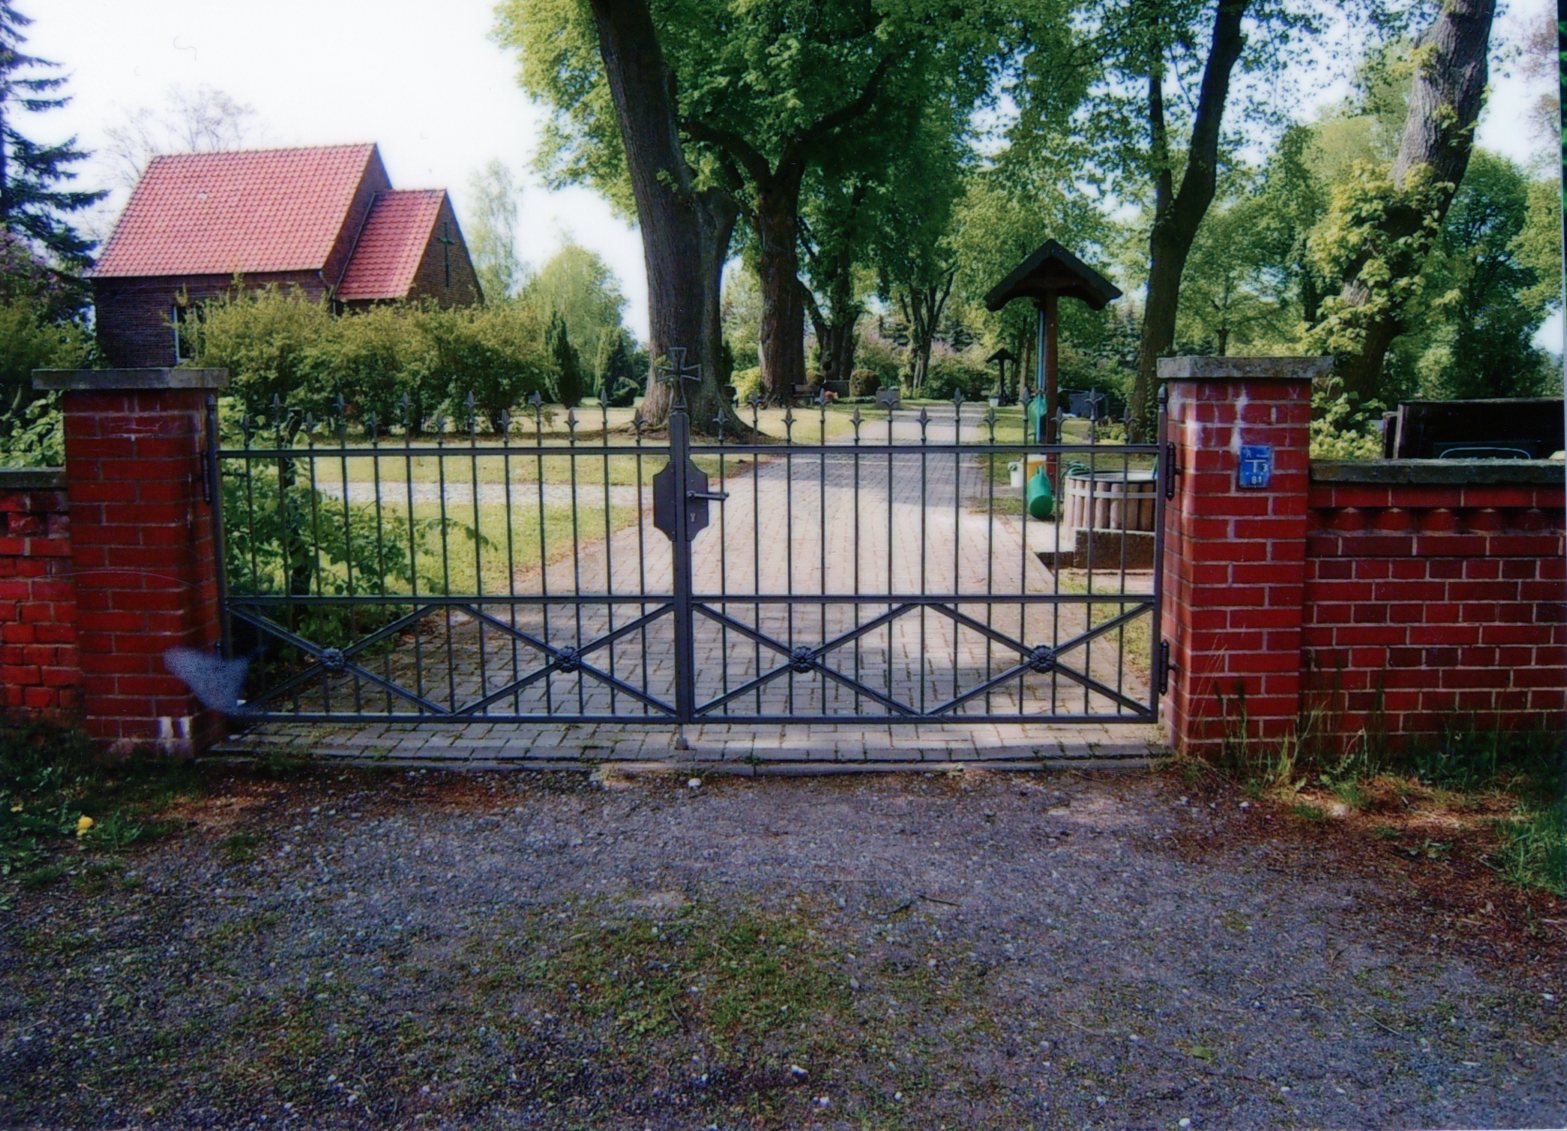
[226,496,643,600]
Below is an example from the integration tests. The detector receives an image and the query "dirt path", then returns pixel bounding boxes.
[2,766,1561,1130]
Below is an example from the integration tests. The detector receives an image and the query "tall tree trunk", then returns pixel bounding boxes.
[900,270,954,394]
[754,173,807,403]
[801,254,861,388]
[586,0,738,433]
[1129,0,1248,440]
[1331,0,1495,403]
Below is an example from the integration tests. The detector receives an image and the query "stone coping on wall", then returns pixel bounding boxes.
[1312,459,1564,487]
[0,468,67,491]
[32,368,229,391]
[1156,356,1332,381]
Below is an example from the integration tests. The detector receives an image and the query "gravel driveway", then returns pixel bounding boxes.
[2,766,1561,1129]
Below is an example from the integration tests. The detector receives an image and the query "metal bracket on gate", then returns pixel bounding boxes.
[652,457,728,541]
[1158,639,1175,696]
[1162,444,1178,500]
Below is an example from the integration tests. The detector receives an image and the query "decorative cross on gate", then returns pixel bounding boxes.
[657,347,702,408]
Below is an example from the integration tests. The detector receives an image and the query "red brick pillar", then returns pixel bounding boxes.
[1157,357,1328,758]
[34,368,229,755]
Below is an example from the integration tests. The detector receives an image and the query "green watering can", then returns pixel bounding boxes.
[1027,464,1055,520]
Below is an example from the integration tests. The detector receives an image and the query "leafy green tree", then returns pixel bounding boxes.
[1401,152,1560,399]
[1175,189,1294,355]
[1003,0,1387,436]
[524,242,627,389]
[948,166,1120,400]
[0,0,104,290]
[495,0,1007,413]
[496,0,737,430]
[1312,0,1497,402]
[547,310,585,408]
[466,159,525,301]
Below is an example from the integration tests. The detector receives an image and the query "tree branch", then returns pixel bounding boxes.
[788,52,901,166]
[681,117,774,185]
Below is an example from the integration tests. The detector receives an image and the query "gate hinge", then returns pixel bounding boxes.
[1158,639,1175,696]
[1162,444,1178,500]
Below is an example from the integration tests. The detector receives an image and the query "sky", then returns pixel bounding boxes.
[20,0,1562,348]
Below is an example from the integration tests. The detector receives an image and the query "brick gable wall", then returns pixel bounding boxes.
[404,196,483,307]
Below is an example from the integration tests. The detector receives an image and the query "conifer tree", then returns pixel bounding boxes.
[548,311,584,408]
[0,0,105,275]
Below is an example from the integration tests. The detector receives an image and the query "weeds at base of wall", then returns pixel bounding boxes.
[1182,690,1566,897]
[0,714,205,904]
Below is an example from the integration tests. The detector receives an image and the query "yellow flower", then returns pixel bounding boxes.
[75,816,94,837]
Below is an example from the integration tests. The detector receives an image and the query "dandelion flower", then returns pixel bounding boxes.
[75,816,94,837]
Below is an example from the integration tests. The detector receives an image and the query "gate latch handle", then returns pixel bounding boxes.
[688,489,729,503]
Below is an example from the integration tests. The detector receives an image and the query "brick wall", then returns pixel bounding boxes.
[1303,463,1566,744]
[1160,355,1567,759]
[0,470,78,714]
[93,272,330,368]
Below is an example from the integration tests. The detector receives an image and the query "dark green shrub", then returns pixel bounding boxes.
[427,302,550,432]
[0,296,90,465]
[922,350,990,401]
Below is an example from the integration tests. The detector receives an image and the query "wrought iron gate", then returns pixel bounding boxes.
[214,360,1167,726]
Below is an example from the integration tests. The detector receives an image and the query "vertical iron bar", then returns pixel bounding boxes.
[468,403,488,715]
[534,398,552,715]
[751,398,762,715]
[785,407,795,717]
[602,400,617,716]
[304,423,330,715]
[886,402,895,710]
[984,409,995,714]
[204,395,233,661]
[918,408,927,716]
[336,402,364,714]
[1151,386,1170,718]
[501,413,520,713]
[242,416,260,595]
[567,409,585,715]
[818,396,827,714]
[852,410,862,715]
[369,417,392,715]
[716,409,730,711]
[435,420,457,712]
[952,396,961,711]
[669,396,697,724]
[634,413,650,710]
[404,404,425,712]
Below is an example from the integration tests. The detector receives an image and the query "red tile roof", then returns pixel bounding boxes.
[92,144,379,278]
[336,190,446,301]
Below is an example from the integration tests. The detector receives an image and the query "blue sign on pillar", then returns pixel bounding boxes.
[1238,445,1273,489]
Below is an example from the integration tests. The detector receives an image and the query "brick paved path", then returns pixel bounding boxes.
[221,410,1165,767]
